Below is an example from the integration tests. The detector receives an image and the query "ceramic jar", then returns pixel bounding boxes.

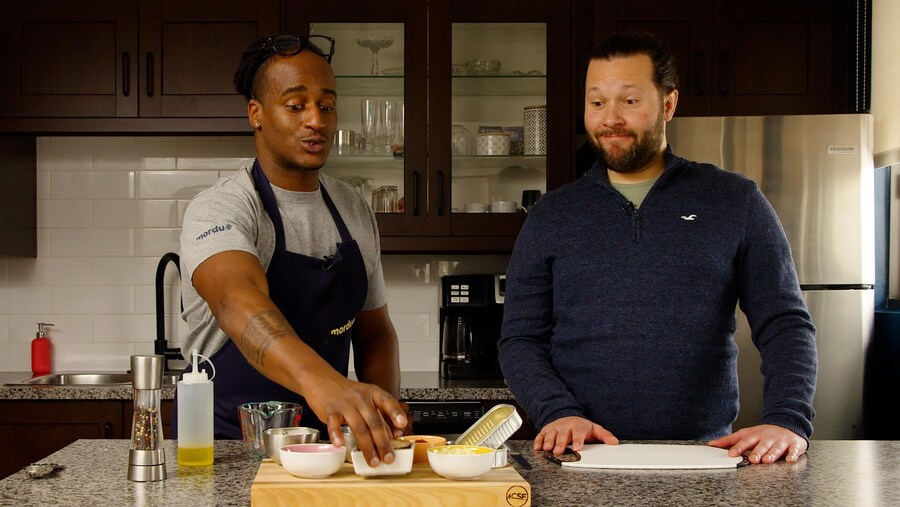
[475,132,510,156]
[524,105,547,155]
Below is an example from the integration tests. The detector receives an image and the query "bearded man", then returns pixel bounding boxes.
[498,31,817,465]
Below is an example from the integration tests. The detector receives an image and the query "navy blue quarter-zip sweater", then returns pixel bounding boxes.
[499,150,817,441]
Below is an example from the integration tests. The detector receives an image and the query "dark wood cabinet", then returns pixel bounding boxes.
[0,137,36,258]
[592,0,850,117]
[285,0,574,252]
[0,401,124,479]
[0,399,174,480]
[0,1,138,118]
[0,0,278,131]
[138,0,278,118]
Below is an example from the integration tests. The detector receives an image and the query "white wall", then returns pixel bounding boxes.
[0,136,509,373]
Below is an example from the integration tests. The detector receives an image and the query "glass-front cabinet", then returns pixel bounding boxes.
[285,0,573,252]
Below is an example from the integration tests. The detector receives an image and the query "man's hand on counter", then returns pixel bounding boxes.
[534,416,620,455]
[708,424,808,464]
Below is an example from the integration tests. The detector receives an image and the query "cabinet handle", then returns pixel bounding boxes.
[122,52,130,97]
[412,170,420,216]
[104,422,113,439]
[437,171,445,216]
[146,52,154,97]
[719,52,730,97]
[696,51,704,96]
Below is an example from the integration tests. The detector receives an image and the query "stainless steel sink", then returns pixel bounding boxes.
[4,371,181,387]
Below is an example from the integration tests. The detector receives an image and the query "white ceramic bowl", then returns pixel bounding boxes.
[279,444,345,479]
[427,445,496,480]
[351,447,414,476]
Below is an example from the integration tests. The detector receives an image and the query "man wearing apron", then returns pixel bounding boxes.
[178,34,408,467]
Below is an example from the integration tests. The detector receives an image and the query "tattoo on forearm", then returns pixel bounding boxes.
[240,311,293,367]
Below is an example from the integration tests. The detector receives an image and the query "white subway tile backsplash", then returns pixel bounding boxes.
[93,314,156,343]
[177,157,255,170]
[9,315,93,344]
[38,199,92,228]
[387,284,440,314]
[50,228,133,256]
[91,257,160,285]
[0,342,30,372]
[36,138,92,172]
[92,139,178,171]
[175,137,255,159]
[134,229,182,256]
[7,257,93,285]
[176,200,192,227]
[53,342,135,371]
[51,170,134,199]
[0,286,51,314]
[389,313,433,343]
[36,171,50,199]
[0,315,8,341]
[51,286,134,314]
[93,200,177,228]
[398,342,440,372]
[0,137,516,374]
[136,171,220,199]
[134,286,158,314]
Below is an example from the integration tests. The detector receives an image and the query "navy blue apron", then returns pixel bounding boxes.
[177,160,368,439]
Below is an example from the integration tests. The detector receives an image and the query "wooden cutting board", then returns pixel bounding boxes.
[251,460,531,506]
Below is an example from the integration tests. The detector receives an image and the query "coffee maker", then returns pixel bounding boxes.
[439,274,505,380]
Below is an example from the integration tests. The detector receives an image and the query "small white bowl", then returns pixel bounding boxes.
[279,444,345,479]
[351,447,414,476]
[427,445,496,480]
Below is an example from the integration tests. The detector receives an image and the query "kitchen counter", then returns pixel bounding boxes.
[0,371,513,401]
[1,439,897,506]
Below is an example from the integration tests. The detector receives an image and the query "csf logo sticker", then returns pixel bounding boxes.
[506,485,529,506]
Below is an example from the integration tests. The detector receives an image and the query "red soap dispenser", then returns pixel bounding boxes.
[31,323,54,376]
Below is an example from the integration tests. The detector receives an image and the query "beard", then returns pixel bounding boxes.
[589,107,665,174]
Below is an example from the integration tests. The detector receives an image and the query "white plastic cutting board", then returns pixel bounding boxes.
[560,444,744,469]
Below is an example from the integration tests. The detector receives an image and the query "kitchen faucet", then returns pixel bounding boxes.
[155,252,184,372]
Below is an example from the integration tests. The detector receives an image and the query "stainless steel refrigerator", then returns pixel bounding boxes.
[668,114,875,439]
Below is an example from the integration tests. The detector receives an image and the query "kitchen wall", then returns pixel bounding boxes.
[0,136,509,373]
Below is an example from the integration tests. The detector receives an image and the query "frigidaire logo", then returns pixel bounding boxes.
[506,485,529,506]
[196,223,232,241]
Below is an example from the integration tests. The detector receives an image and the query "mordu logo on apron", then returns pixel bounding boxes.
[330,317,356,336]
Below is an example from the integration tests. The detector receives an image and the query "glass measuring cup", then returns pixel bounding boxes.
[238,401,302,459]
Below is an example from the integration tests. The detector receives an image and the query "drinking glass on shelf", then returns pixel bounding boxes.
[395,101,405,147]
[360,98,380,154]
[371,185,398,213]
[379,100,398,154]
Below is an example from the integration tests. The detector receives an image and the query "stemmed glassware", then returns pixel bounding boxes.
[356,36,394,76]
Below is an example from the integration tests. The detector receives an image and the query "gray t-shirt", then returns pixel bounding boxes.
[179,166,387,360]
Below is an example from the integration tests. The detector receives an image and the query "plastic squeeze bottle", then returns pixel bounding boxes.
[31,323,54,376]
[177,349,215,466]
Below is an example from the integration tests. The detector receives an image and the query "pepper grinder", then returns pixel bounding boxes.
[127,354,167,482]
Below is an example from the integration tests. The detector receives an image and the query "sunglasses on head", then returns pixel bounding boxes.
[262,34,335,63]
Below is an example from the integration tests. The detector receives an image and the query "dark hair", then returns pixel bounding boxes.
[233,35,333,102]
[590,32,679,94]
[233,36,278,101]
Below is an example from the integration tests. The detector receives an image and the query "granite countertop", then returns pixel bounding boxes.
[1,439,898,506]
[0,372,513,401]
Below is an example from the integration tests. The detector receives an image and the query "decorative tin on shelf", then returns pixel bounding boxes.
[523,105,547,155]
[476,132,510,156]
